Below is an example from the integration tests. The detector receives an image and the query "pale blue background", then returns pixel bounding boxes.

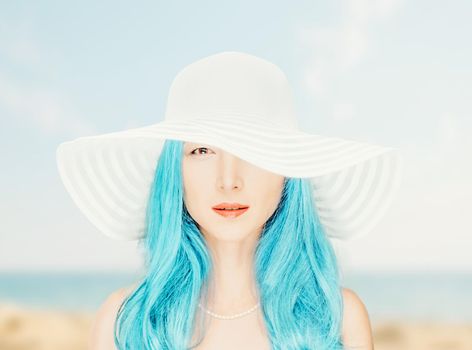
[1,0,471,274]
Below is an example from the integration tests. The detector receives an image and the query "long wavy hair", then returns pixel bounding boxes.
[114,139,349,349]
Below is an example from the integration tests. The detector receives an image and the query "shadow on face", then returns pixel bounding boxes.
[182,142,285,243]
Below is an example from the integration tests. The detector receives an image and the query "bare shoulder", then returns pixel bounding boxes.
[341,287,374,350]
[89,284,136,350]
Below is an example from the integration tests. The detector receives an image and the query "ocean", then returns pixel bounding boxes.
[0,271,470,323]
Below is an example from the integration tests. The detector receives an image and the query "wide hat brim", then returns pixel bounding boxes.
[56,113,404,241]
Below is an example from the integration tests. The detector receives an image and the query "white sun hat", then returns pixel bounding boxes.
[56,51,404,241]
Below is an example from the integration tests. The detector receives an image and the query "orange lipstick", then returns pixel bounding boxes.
[212,202,249,218]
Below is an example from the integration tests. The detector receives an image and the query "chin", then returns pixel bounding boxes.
[200,223,262,242]
[220,232,254,241]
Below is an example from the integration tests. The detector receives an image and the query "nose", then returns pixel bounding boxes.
[216,152,244,191]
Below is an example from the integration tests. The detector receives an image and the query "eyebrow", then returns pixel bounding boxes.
[185,142,211,148]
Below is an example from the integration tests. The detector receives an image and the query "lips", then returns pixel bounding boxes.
[212,202,250,218]
[212,202,249,210]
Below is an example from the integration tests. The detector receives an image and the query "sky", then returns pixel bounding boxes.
[0,0,471,272]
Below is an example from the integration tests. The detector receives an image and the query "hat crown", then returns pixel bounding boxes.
[164,51,299,130]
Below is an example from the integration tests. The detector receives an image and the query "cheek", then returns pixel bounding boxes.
[182,162,207,200]
[258,180,285,220]
[183,183,200,211]
[182,177,211,220]
[182,189,203,226]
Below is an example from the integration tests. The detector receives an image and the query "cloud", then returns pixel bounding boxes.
[0,73,96,136]
[419,112,466,167]
[332,102,356,122]
[2,35,42,67]
[0,16,96,137]
[430,112,471,183]
[296,0,404,98]
[436,112,461,153]
[0,15,44,68]
[373,0,404,18]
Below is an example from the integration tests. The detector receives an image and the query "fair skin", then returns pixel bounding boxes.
[89,142,374,349]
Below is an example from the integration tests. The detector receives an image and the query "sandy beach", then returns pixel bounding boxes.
[1,303,471,350]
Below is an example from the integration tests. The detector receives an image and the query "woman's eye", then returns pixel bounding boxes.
[190,147,213,155]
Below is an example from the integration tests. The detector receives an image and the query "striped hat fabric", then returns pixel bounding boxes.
[56,51,404,241]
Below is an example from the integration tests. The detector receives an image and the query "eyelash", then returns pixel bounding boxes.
[190,147,214,156]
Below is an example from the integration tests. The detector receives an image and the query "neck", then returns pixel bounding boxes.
[202,234,260,314]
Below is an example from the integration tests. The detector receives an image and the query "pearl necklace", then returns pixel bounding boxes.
[197,302,261,320]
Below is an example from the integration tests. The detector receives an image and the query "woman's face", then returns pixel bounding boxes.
[182,141,285,242]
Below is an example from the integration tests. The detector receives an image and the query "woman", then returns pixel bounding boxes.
[57,51,402,349]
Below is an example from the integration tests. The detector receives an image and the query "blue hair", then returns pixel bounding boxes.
[114,139,350,349]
